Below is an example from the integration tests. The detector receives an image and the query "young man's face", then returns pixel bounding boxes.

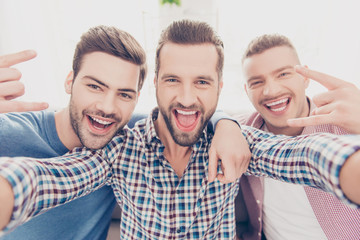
[66,51,140,149]
[155,43,222,146]
[243,46,309,134]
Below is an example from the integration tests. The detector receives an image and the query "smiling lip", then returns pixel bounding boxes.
[87,115,116,135]
[263,97,290,114]
[173,109,200,132]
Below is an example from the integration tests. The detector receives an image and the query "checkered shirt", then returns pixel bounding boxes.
[1,108,360,239]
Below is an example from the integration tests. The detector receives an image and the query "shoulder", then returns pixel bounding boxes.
[232,111,263,127]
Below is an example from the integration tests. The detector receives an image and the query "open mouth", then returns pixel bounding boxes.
[173,109,200,132]
[264,97,290,113]
[87,115,115,131]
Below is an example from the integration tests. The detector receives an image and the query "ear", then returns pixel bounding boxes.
[244,83,249,96]
[153,76,157,88]
[303,65,310,89]
[65,71,74,94]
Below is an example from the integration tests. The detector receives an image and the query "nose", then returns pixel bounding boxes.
[262,79,281,97]
[177,83,197,107]
[95,93,116,114]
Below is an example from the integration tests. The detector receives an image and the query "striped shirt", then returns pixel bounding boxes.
[1,108,360,239]
[235,100,360,240]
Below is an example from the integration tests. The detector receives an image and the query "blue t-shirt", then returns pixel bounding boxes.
[0,111,116,240]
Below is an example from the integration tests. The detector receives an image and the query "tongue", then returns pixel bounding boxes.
[92,120,107,129]
[177,113,197,127]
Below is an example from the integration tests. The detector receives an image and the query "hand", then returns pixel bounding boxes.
[0,50,49,113]
[287,65,360,134]
[208,120,251,184]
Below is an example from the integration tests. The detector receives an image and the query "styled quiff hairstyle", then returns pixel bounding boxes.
[242,34,296,63]
[72,25,147,90]
[155,19,224,79]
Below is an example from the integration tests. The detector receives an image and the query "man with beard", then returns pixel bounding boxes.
[0,25,250,239]
[0,25,146,240]
[0,20,360,239]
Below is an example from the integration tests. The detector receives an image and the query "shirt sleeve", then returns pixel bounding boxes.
[207,110,241,134]
[0,147,112,235]
[241,125,360,208]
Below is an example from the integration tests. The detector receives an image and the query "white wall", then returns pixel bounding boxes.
[1,0,359,113]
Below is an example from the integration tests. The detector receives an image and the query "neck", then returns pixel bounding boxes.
[154,111,192,177]
[54,107,82,150]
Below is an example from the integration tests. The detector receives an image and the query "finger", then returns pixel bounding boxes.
[0,50,37,68]
[0,81,25,99]
[312,91,335,108]
[208,149,218,183]
[310,104,334,116]
[287,114,333,127]
[0,101,48,113]
[294,65,348,90]
[0,68,22,82]
[218,161,237,184]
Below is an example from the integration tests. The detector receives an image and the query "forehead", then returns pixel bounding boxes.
[78,51,140,90]
[159,43,218,80]
[243,46,300,76]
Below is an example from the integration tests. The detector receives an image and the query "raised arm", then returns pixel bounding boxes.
[241,125,360,208]
[0,148,111,235]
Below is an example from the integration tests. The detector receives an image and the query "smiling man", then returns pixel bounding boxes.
[235,34,360,240]
[1,21,360,240]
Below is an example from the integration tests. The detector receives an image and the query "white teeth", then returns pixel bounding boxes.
[91,117,112,125]
[266,98,288,107]
[271,105,286,112]
[176,110,196,115]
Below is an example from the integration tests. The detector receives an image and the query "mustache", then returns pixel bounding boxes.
[169,103,201,111]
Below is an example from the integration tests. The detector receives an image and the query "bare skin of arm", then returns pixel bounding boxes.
[339,150,360,204]
[0,176,14,231]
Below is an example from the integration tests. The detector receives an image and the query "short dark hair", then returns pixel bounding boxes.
[242,34,295,63]
[72,25,147,90]
[155,19,224,79]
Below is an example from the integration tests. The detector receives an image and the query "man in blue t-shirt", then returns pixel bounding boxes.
[0,25,148,240]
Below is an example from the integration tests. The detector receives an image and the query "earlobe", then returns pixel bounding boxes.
[65,71,74,94]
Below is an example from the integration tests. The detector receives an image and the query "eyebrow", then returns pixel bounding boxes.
[161,74,215,82]
[247,65,294,83]
[83,75,137,93]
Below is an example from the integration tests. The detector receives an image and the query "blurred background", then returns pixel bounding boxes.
[1,0,359,114]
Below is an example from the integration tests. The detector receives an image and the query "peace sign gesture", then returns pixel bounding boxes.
[0,50,48,113]
[287,65,360,134]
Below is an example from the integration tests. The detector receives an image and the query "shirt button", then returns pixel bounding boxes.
[258,232,261,236]
[258,217,261,222]
[176,228,181,233]
[256,200,260,204]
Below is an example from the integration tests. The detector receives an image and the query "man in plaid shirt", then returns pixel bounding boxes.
[0,20,360,239]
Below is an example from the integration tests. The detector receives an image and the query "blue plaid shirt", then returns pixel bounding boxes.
[1,108,360,239]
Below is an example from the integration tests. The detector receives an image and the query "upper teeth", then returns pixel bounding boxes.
[177,110,196,115]
[91,117,112,125]
[266,98,288,107]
